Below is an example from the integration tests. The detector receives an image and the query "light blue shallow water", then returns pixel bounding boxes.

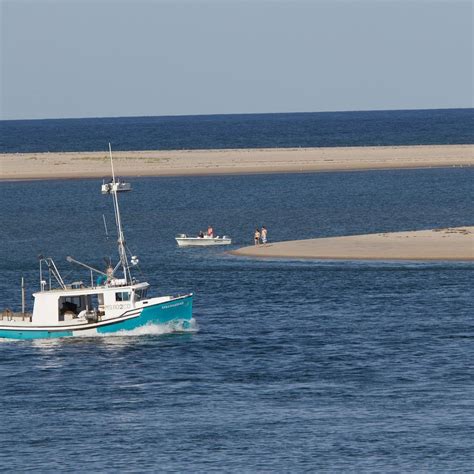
[0,169,473,471]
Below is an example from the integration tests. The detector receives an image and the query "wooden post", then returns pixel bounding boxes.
[21,277,25,314]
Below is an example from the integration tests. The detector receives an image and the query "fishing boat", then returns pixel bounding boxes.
[101,178,132,194]
[175,234,232,247]
[0,145,193,340]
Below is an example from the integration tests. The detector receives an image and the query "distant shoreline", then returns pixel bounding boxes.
[230,227,474,261]
[0,144,472,181]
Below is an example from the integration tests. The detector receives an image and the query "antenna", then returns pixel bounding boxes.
[109,142,116,182]
[102,214,109,239]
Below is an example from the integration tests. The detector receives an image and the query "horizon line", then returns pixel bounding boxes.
[1,106,473,123]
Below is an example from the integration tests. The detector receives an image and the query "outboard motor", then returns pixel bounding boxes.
[85,310,99,323]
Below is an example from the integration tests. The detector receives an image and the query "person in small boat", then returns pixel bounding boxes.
[207,226,214,238]
[254,228,261,246]
[198,230,204,238]
[261,225,268,244]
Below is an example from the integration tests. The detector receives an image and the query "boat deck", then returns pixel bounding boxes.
[1,311,33,323]
[0,310,86,327]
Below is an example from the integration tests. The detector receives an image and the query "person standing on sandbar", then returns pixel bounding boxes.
[261,226,267,245]
[254,228,261,246]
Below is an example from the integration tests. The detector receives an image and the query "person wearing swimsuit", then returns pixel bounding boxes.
[254,228,261,246]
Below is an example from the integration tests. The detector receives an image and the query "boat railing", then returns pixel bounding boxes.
[1,309,33,322]
[39,257,66,291]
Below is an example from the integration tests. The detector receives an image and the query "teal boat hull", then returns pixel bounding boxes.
[0,294,193,340]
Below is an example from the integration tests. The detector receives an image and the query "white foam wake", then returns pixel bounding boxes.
[80,318,199,338]
[113,318,198,337]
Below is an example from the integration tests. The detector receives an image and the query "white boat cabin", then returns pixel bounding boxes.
[31,281,150,326]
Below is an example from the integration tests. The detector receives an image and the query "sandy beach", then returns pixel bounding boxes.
[0,144,472,180]
[230,227,474,261]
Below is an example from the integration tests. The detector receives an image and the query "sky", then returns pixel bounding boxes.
[0,0,472,120]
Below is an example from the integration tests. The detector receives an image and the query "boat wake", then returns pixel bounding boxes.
[87,318,199,338]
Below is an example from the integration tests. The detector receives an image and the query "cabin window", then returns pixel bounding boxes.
[58,294,102,321]
[59,296,84,321]
[64,296,82,308]
[115,292,130,302]
[134,289,148,301]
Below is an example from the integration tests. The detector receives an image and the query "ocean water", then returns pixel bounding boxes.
[0,168,473,471]
[1,108,473,153]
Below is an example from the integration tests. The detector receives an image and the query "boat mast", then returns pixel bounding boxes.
[109,143,131,283]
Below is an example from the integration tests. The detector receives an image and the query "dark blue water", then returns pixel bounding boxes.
[0,169,473,471]
[1,108,473,153]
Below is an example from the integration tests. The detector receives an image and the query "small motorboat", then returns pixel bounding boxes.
[101,178,132,194]
[175,234,232,247]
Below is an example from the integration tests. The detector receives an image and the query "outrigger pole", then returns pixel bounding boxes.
[66,256,107,276]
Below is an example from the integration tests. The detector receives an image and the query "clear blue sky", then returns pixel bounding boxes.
[1,0,472,120]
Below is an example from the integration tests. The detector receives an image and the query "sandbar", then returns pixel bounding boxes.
[230,227,474,261]
[0,144,472,180]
